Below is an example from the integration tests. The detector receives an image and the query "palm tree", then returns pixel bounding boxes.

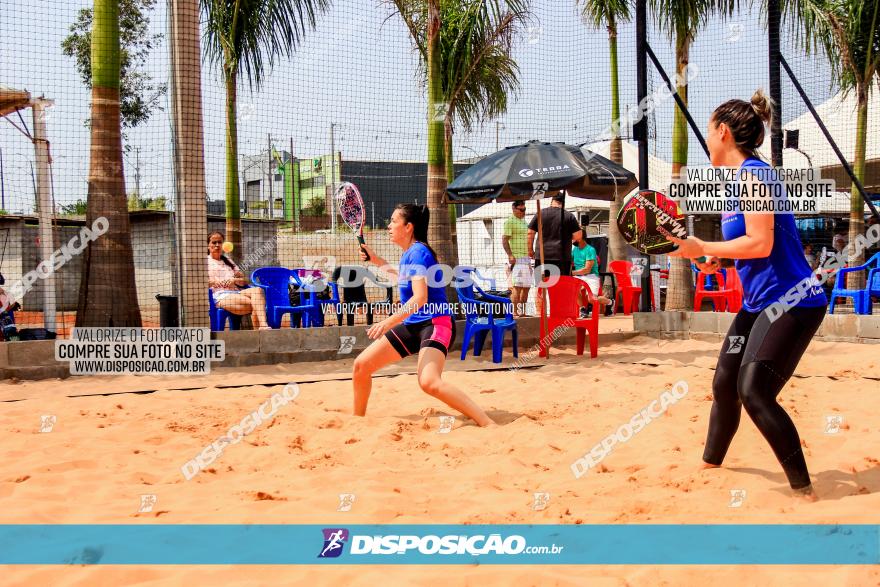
[201,0,330,255]
[579,0,632,263]
[76,0,142,327]
[795,0,879,289]
[651,0,734,310]
[388,0,530,266]
[441,0,529,257]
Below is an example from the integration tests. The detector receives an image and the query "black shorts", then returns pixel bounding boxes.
[385,315,456,358]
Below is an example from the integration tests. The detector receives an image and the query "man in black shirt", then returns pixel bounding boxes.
[527,194,582,275]
[527,194,582,315]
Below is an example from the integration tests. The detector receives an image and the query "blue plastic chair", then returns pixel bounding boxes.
[291,268,340,327]
[471,267,498,291]
[455,267,518,364]
[867,263,880,314]
[830,252,880,315]
[208,288,242,332]
[251,267,319,328]
[289,269,330,327]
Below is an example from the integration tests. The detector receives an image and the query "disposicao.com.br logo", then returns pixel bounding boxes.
[317,528,563,557]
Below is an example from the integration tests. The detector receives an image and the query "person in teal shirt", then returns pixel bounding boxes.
[572,234,612,317]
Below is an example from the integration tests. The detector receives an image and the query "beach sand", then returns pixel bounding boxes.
[2,334,878,585]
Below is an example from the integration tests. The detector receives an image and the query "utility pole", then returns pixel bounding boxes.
[32,98,56,333]
[135,146,141,197]
[496,121,503,151]
[330,122,337,232]
[267,133,273,219]
[29,160,36,211]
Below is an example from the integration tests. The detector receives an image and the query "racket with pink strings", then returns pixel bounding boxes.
[335,181,370,261]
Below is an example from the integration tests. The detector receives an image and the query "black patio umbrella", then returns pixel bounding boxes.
[446,141,636,358]
[446,140,636,203]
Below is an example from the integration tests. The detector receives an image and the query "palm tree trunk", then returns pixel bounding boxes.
[664,34,694,311]
[846,83,868,290]
[426,1,453,265]
[224,70,243,259]
[606,17,627,263]
[168,0,210,327]
[76,0,142,327]
[444,117,460,267]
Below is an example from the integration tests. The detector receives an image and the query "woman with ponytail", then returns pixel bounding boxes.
[206,231,269,329]
[671,90,826,500]
[351,204,495,427]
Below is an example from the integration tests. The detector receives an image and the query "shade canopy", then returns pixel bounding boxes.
[446,140,637,204]
[0,85,31,117]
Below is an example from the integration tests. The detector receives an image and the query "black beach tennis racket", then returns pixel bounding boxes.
[616,189,706,262]
[335,181,370,261]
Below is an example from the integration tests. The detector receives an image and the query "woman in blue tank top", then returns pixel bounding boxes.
[670,90,826,500]
[351,204,495,428]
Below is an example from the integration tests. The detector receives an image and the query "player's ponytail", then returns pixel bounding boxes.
[712,89,774,160]
[396,203,439,261]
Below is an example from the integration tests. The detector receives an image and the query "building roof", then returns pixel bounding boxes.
[758,89,880,169]
[584,140,672,193]
[460,195,609,221]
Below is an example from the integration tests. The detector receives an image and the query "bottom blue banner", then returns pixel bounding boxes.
[0,524,877,565]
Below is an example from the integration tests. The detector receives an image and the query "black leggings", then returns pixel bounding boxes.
[703,305,826,490]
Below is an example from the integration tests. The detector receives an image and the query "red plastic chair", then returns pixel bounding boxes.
[538,276,600,358]
[694,270,729,312]
[725,267,743,313]
[608,260,642,315]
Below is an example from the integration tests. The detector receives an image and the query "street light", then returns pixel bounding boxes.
[239,154,265,216]
[459,145,483,161]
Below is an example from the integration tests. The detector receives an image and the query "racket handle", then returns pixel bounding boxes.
[357,235,370,261]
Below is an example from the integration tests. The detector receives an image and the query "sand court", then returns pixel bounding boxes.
[2,334,878,584]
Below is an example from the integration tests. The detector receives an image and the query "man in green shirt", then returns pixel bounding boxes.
[502,200,532,316]
[572,233,612,317]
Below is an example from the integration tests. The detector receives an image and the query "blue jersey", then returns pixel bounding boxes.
[720,158,826,312]
[398,242,452,324]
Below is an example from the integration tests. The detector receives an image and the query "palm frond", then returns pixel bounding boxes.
[578,0,631,30]
[384,0,429,59]
[444,2,531,132]
[201,0,332,88]
[791,0,880,95]
[649,0,735,42]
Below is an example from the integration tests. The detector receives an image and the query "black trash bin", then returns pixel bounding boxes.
[156,295,179,327]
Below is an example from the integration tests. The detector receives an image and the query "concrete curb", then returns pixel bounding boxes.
[0,318,641,381]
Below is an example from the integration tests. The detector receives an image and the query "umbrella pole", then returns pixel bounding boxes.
[537,204,548,359]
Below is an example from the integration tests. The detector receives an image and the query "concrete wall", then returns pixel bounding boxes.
[2,214,280,319]
[0,218,84,311]
[0,316,639,381]
[207,216,279,277]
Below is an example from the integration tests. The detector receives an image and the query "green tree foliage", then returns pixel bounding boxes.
[62,0,166,130]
